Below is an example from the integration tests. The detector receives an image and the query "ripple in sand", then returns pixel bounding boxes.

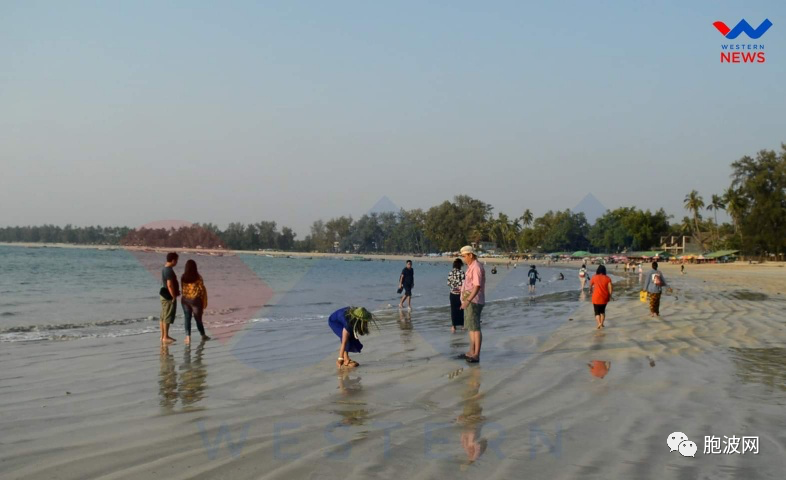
[729,290,768,301]
[730,347,786,392]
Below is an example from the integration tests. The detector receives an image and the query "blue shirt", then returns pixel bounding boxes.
[328,307,363,353]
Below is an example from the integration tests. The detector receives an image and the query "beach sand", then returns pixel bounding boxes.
[1,264,784,479]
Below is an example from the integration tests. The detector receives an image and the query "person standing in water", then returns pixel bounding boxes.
[527,265,541,293]
[398,260,414,310]
[459,246,485,363]
[589,265,613,329]
[180,259,211,345]
[160,252,179,344]
[578,265,588,290]
[447,258,465,333]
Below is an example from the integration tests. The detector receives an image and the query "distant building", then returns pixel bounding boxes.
[660,236,702,255]
[473,241,497,253]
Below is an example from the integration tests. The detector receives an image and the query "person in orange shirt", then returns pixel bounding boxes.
[589,264,613,329]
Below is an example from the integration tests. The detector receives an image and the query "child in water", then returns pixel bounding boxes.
[328,307,376,368]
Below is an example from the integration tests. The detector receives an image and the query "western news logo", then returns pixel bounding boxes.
[713,19,773,64]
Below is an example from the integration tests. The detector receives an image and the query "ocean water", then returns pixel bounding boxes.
[0,245,597,348]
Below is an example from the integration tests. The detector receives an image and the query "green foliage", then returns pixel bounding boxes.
[731,145,786,255]
[684,189,705,248]
[423,196,493,251]
[519,210,589,252]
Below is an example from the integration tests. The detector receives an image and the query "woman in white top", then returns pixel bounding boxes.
[447,258,465,332]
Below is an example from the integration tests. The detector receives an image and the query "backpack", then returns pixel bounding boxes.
[653,272,663,286]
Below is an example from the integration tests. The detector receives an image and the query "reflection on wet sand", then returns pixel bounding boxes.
[457,368,487,466]
[730,347,786,391]
[158,341,209,413]
[179,342,208,409]
[333,372,368,426]
[159,345,178,411]
[397,309,413,343]
[588,360,611,379]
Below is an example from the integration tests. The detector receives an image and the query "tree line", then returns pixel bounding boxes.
[2,144,784,256]
[680,144,786,256]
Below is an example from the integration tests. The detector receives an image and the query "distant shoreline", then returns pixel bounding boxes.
[3,241,785,271]
[0,241,569,266]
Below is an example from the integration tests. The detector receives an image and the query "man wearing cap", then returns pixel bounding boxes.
[459,246,485,363]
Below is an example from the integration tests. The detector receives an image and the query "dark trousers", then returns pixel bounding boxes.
[450,293,464,327]
[182,299,206,336]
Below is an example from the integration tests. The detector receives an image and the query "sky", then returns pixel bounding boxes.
[2,0,785,237]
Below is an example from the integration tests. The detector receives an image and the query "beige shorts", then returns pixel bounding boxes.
[160,297,177,324]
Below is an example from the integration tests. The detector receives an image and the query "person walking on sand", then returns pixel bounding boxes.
[328,307,376,368]
[447,258,466,333]
[180,259,211,345]
[459,246,485,363]
[160,252,180,344]
[579,265,588,290]
[398,260,414,310]
[643,261,668,317]
[527,265,541,293]
[589,264,613,329]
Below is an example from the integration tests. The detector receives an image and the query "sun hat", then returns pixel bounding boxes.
[348,307,373,322]
[346,307,378,337]
[459,246,475,256]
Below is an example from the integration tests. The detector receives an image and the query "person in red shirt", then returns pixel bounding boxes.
[589,265,613,329]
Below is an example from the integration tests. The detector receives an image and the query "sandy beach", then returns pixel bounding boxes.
[1,263,785,479]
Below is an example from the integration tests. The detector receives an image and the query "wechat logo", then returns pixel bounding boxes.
[667,432,697,457]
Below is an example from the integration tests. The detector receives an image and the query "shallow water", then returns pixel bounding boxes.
[0,245,585,345]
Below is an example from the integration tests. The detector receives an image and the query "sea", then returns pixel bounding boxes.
[0,245,630,368]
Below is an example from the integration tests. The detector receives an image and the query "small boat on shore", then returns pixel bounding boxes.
[343,256,371,262]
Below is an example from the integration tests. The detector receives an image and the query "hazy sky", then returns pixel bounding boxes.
[2,1,784,236]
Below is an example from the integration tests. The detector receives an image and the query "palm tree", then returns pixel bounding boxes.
[684,190,705,248]
[470,223,490,246]
[509,218,521,251]
[679,216,693,236]
[706,194,725,246]
[723,187,747,249]
[520,209,534,229]
[490,213,516,251]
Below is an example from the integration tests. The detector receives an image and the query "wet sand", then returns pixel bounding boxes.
[1,264,785,479]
